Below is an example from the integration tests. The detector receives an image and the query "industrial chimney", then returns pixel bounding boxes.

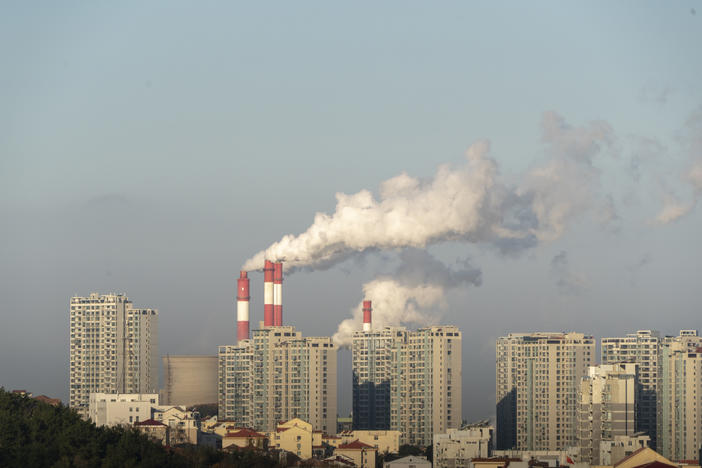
[273,262,283,326]
[263,260,274,327]
[237,271,250,341]
[363,300,372,332]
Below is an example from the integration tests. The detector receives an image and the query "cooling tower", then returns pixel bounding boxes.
[161,355,218,407]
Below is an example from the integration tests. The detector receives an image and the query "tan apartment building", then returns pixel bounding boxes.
[69,293,158,418]
[218,326,337,434]
[496,332,595,450]
[352,325,462,447]
[577,363,637,464]
[657,330,702,461]
[601,330,662,446]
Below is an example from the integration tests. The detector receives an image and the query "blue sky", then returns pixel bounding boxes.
[1,2,701,420]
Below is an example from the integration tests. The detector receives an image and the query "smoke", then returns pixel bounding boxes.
[243,112,616,272]
[243,111,616,338]
[332,249,482,346]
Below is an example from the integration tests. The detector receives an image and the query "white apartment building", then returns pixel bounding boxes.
[352,326,462,447]
[657,330,702,460]
[577,363,637,464]
[601,330,661,446]
[69,293,158,418]
[433,425,493,468]
[496,332,595,451]
[218,326,337,434]
[88,393,159,426]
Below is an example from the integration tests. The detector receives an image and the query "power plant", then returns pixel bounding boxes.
[235,260,290,342]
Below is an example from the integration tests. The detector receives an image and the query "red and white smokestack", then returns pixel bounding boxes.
[363,300,372,332]
[273,262,283,326]
[263,260,274,327]
[237,271,250,342]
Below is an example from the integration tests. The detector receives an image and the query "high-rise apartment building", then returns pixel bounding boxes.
[69,293,158,418]
[577,363,637,464]
[657,330,702,460]
[218,326,337,435]
[601,330,661,446]
[352,325,462,447]
[496,332,595,451]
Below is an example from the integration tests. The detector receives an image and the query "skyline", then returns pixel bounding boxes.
[2,2,701,423]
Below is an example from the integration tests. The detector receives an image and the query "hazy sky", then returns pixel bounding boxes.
[2,2,701,421]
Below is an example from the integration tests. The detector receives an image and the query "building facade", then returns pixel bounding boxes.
[657,330,702,460]
[433,425,493,468]
[218,326,337,434]
[577,363,637,464]
[496,332,595,451]
[69,293,158,417]
[352,326,462,447]
[161,355,218,407]
[601,330,661,446]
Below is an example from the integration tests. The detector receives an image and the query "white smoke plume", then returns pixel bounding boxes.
[242,112,616,340]
[243,112,616,272]
[332,249,482,346]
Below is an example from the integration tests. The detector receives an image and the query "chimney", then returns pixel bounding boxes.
[237,271,250,342]
[363,300,372,332]
[273,262,283,326]
[263,260,274,327]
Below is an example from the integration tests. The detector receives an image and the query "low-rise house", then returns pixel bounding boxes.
[385,455,432,467]
[339,430,401,454]
[334,439,377,468]
[600,435,651,466]
[269,418,314,460]
[434,425,493,467]
[152,406,199,445]
[222,428,268,449]
[135,419,169,445]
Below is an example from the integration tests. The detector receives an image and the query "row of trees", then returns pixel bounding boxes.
[0,388,280,467]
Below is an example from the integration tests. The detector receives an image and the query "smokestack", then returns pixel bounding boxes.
[263,260,274,327]
[273,262,283,326]
[363,300,372,332]
[237,271,250,342]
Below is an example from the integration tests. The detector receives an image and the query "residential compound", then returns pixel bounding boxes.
[218,326,337,435]
[496,332,595,451]
[69,293,158,417]
[576,363,637,464]
[352,305,462,447]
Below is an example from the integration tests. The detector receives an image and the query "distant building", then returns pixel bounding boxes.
[268,418,315,460]
[384,455,431,467]
[337,430,401,454]
[496,332,595,450]
[657,330,702,460]
[337,415,353,434]
[334,439,377,468]
[218,326,337,434]
[69,293,158,418]
[352,325,462,447]
[152,405,200,445]
[599,434,651,465]
[577,363,637,464]
[88,392,159,426]
[434,424,493,467]
[135,419,169,445]
[601,330,662,446]
[222,428,267,450]
[161,355,218,407]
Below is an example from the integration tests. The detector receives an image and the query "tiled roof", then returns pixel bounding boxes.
[225,428,267,438]
[614,448,648,467]
[135,419,166,426]
[338,439,375,450]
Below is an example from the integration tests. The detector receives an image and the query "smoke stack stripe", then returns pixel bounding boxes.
[236,271,250,342]
[363,300,372,332]
[273,262,283,326]
[263,260,274,327]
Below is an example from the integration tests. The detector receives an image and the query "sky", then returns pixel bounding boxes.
[1,2,701,422]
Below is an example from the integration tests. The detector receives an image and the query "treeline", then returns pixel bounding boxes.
[0,388,280,468]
